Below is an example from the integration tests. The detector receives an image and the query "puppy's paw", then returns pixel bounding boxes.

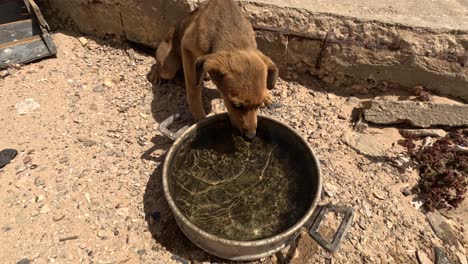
[262,93,274,108]
[147,63,160,85]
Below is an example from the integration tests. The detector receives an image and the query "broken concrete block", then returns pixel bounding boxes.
[363,101,468,128]
[400,129,447,138]
[341,132,386,158]
[426,211,460,247]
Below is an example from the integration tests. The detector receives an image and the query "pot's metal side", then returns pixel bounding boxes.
[162,114,322,261]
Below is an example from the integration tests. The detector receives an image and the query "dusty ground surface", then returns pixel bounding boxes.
[0,32,466,264]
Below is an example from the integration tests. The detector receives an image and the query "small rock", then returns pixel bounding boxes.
[15,164,27,174]
[0,149,18,168]
[171,255,189,264]
[0,70,10,78]
[15,98,40,115]
[34,177,45,186]
[324,183,338,198]
[402,187,412,196]
[373,190,386,200]
[411,199,425,210]
[393,155,413,171]
[354,121,368,132]
[400,129,447,138]
[16,259,31,264]
[104,142,114,149]
[78,37,88,46]
[7,67,18,76]
[280,90,288,99]
[422,137,434,148]
[35,195,45,203]
[137,249,146,256]
[97,230,109,240]
[89,103,98,111]
[426,211,460,246]
[268,101,283,110]
[384,218,394,229]
[85,193,91,203]
[327,93,337,100]
[362,202,372,217]
[23,156,32,165]
[40,205,51,214]
[358,218,367,230]
[84,140,97,147]
[78,137,97,147]
[59,235,79,242]
[456,252,467,264]
[93,85,104,93]
[434,247,452,264]
[417,250,432,264]
[103,79,115,88]
[338,114,347,120]
[52,214,65,222]
[30,211,40,217]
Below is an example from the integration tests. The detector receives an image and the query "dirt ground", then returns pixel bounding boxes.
[0,32,466,264]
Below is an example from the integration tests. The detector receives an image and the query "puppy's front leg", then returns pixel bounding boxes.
[182,49,206,120]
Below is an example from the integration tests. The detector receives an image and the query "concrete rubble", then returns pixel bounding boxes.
[363,100,468,128]
[341,131,387,158]
[400,129,447,138]
[426,211,461,247]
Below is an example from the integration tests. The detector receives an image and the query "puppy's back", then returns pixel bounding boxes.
[191,0,257,53]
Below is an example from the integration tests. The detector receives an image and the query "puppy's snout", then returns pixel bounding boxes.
[244,130,256,140]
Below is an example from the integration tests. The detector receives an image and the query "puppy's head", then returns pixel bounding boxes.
[195,50,278,140]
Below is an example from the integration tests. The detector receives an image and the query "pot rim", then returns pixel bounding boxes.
[162,113,322,246]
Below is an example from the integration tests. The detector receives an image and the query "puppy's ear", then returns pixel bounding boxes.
[155,26,182,80]
[156,27,175,64]
[257,52,278,90]
[195,54,224,87]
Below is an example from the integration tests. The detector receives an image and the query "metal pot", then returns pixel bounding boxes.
[159,113,353,261]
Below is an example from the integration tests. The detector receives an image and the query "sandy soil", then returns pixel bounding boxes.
[0,32,466,264]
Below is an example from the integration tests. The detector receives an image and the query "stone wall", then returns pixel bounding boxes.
[37,0,468,101]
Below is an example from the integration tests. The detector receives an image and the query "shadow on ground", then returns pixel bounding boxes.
[142,74,230,263]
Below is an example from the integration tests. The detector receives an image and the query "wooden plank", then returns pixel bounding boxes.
[0,0,29,25]
[0,37,52,68]
[0,19,40,45]
[0,35,41,49]
[27,0,50,31]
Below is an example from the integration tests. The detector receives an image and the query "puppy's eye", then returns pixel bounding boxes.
[232,103,243,110]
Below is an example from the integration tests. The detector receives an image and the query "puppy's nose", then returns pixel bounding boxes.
[244,130,256,140]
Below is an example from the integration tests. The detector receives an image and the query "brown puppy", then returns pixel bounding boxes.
[152,0,278,139]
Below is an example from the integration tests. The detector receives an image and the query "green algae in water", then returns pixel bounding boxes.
[170,126,312,241]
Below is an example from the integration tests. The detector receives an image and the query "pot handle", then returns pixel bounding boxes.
[158,113,189,141]
[307,205,354,253]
